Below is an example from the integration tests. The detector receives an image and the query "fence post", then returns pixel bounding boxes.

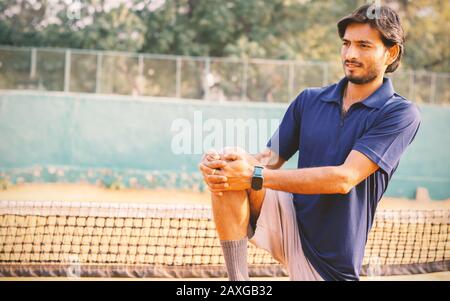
[430,72,437,104]
[30,48,37,79]
[204,57,211,100]
[96,52,103,93]
[288,62,295,102]
[138,54,144,77]
[64,49,71,92]
[408,69,415,101]
[322,62,329,86]
[138,54,144,96]
[176,57,181,98]
[241,60,248,101]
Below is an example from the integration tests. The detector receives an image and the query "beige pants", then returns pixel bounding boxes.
[248,189,323,281]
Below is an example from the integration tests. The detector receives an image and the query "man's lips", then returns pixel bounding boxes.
[345,62,362,68]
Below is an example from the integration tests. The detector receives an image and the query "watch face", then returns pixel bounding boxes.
[252,177,263,190]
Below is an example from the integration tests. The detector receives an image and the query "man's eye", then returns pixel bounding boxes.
[361,44,370,48]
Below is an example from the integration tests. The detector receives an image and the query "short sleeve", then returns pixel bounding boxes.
[353,103,421,175]
[266,91,304,161]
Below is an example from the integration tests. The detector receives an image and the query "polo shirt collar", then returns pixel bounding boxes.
[320,77,395,109]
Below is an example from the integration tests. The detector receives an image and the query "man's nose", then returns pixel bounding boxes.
[344,44,359,61]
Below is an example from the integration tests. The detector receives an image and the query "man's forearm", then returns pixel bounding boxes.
[251,150,285,170]
[263,166,351,194]
[250,154,278,170]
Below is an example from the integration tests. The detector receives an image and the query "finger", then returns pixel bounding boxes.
[223,153,242,161]
[207,175,227,183]
[200,163,226,177]
[203,176,217,189]
[202,155,219,163]
[208,187,224,194]
[208,185,228,192]
[206,154,219,161]
[203,174,226,185]
[223,146,245,155]
[203,160,227,169]
[201,150,220,164]
[206,155,221,162]
[208,187,225,195]
[199,172,210,184]
[199,163,213,176]
[262,148,271,156]
[206,149,221,160]
[198,163,210,173]
[206,148,219,155]
[210,183,229,189]
[210,189,223,197]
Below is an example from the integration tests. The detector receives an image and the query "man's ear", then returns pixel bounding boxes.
[386,44,400,66]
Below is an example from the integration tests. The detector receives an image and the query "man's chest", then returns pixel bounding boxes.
[298,104,377,163]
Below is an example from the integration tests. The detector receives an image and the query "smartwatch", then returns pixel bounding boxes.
[251,166,264,190]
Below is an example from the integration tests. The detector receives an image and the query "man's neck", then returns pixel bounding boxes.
[344,75,384,107]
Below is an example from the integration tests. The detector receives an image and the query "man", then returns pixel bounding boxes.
[198,4,421,281]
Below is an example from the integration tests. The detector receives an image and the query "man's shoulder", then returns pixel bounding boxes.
[383,93,421,119]
[375,93,422,127]
[294,83,338,104]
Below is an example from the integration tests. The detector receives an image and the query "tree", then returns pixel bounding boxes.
[0,0,448,72]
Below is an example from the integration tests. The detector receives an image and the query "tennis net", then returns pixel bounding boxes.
[0,200,448,277]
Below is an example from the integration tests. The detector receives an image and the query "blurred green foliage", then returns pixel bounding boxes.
[0,0,448,72]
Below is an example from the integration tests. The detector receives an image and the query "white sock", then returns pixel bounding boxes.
[220,238,250,281]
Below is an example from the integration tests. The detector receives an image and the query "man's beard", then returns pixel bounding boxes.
[343,61,381,84]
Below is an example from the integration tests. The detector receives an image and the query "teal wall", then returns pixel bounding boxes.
[0,91,449,199]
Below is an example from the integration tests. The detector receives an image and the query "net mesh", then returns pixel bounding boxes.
[0,200,448,277]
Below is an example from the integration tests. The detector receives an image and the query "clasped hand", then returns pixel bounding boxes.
[198,147,258,196]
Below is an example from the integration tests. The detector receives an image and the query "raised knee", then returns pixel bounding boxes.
[211,190,248,205]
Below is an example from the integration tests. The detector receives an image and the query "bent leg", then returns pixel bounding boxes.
[211,188,266,281]
[211,190,249,241]
[247,188,266,228]
[212,188,266,240]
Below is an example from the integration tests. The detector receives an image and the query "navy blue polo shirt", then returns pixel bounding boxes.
[267,77,421,281]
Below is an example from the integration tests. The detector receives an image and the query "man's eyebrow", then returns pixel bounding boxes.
[357,40,373,45]
[342,38,374,45]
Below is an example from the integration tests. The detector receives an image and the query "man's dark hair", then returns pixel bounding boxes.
[337,4,405,73]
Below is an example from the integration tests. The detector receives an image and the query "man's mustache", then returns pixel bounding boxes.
[344,60,363,67]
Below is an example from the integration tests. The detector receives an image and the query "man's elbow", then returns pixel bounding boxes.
[266,159,284,170]
[337,182,353,194]
[335,167,356,194]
